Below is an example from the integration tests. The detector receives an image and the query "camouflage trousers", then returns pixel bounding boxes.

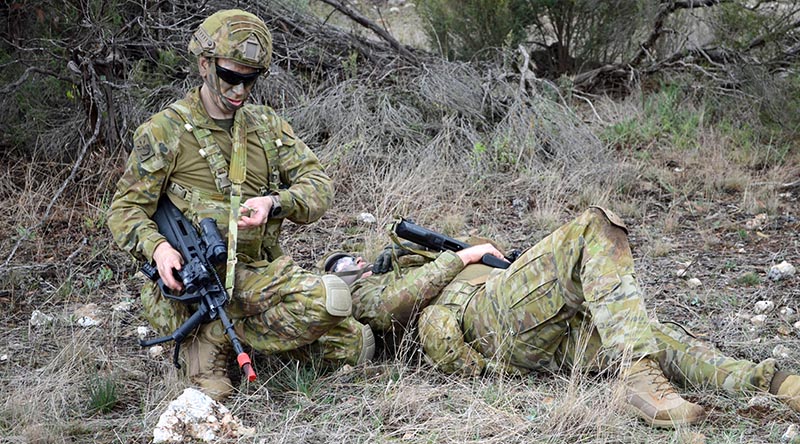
[421,208,777,393]
[141,255,368,365]
[459,207,658,371]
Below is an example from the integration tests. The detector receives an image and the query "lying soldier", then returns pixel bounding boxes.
[320,207,800,428]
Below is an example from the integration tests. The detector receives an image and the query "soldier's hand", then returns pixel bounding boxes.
[372,242,416,274]
[238,196,272,229]
[153,242,184,292]
[455,244,507,266]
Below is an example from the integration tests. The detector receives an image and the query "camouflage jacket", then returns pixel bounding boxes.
[350,251,466,331]
[107,87,333,263]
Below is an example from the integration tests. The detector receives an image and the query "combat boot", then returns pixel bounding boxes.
[770,371,800,413]
[182,321,234,401]
[622,358,706,427]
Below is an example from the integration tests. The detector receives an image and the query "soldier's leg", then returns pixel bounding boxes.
[419,305,487,376]
[286,317,375,366]
[141,281,233,400]
[140,280,192,336]
[489,207,658,364]
[228,256,351,355]
[652,322,776,393]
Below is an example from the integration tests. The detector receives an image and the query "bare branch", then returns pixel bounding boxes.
[314,0,417,63]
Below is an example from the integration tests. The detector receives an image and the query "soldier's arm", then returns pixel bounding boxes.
[272,120,333,224]
[351,251,464,330]
[107,120,177,262]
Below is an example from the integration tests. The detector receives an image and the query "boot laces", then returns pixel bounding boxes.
[629,359,678,400]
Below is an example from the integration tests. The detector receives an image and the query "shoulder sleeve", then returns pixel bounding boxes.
[106,112,181,262]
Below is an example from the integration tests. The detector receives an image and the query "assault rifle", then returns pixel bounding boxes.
[394,218,511,269]
[139,198,256,382]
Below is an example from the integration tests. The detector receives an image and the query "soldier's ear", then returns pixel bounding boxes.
[198,57,211,76]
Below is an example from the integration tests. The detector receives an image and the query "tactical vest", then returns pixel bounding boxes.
[165,101,289,264]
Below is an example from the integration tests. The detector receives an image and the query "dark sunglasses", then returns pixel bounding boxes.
[214,62,262,86]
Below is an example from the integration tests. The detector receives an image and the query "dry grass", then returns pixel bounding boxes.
[2,4,799,443]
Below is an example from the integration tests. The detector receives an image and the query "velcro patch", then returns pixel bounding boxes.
[134,136,154,162]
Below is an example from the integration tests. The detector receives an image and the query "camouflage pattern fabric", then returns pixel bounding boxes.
[351,207,778,393]
[460,207,658,372]
[188,9,273,70]
[109,87,367,364]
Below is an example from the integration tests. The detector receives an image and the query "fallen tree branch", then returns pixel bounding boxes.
[314,0,417,63]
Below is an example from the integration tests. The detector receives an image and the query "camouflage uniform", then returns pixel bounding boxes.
[108,66,368,364]
[352,207,777,394]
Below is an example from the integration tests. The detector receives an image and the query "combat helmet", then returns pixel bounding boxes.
[188,9,273,70]
[319,251,355,273]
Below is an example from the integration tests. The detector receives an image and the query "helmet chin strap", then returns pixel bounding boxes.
[202,67,243,113]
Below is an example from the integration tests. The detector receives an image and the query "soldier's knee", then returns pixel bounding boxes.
[321,274,353,317]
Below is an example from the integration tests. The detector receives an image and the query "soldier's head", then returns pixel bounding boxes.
[320,252,372,286]
[188,9,272,116]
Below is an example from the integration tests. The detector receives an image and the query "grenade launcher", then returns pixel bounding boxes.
[393,218,512,269]
[139,198,256,382]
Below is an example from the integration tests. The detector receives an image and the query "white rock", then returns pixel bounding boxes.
[112,301,133,312]
[137,326,150,340]
[686,278,702,288]
[357,212,376,224]
[74,304,101,326]
[30,310,54,327]
[773,344,791,359]
[782,424,799,443]
[148,346,164,359]
[779,307,797,322]
[389,6,400,12]
[77,316,100,327]
[794,320,800,332]
[768,261,796,281]
[751,314,767,326]
[152,388,253,443]
[754,300,775,314]
[747,395,772,409]
[0,354,7,362]
[675,268,687,277]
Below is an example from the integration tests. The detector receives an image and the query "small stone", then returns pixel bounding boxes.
[148,346,164,359]
[754,300,775,314]
[772,344,791,359]
[357,212,376,224]
[747,395,772,409]
[153,388,252,443]
[0,354,7,362]
[77,316,100,327]
[745,213,768,230]
[778,325,793,336]
[783,424,799,443]
[29,310,54,327]
[794,320,800,331]
[389,6,400,12]
[751,314,767,326]
[768,261,796,281]
[686,278,702,288]
[137,326,150,340]
[74,304,102,326]
[676,268,687,277]
[779,307,797,322]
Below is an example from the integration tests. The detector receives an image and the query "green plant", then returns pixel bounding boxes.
[88,376,118,414]
[736,272,760,287]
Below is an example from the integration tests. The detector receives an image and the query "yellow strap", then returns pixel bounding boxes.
[224,111,248,297]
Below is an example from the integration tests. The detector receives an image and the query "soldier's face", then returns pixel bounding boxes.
[199,57,261,117]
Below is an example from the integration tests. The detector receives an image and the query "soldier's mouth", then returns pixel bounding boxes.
[227,98,243,107]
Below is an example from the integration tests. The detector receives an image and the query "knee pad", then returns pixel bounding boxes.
[321,274,353,317]
[357,323,376,364]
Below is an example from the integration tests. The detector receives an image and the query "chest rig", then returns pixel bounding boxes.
[167,101,286,296]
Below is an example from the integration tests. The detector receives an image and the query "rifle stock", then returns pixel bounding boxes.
[140,198,256,382]
[394,219,510,269]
